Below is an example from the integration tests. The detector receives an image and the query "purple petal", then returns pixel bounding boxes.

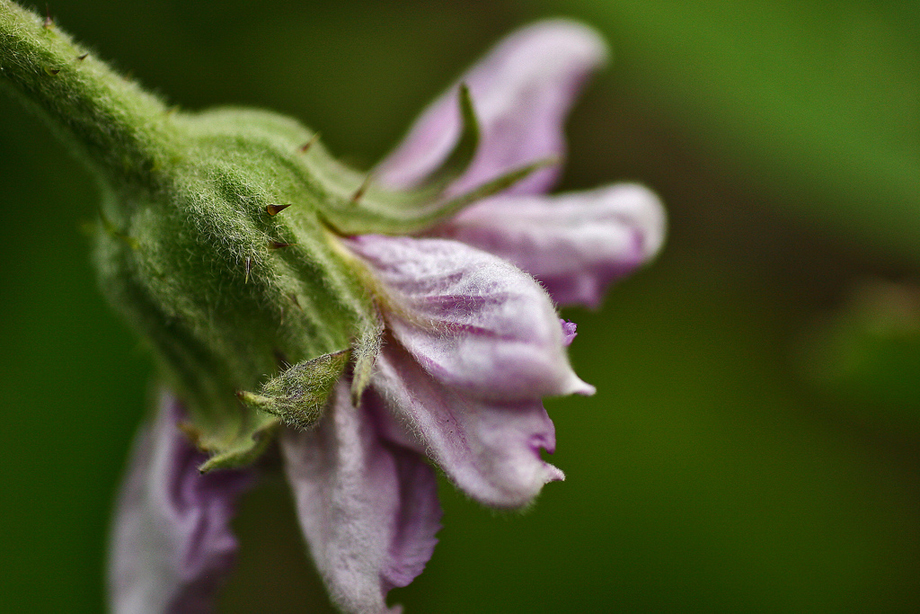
[373,341,564,508]
[345,235,594,400]
[560,319,578,346]
[432,184,666,307]
[108,391,255,614]
[377,20,608,196]
[281,380,442,614]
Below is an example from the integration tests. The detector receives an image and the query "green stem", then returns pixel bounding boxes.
[0,0,177,187]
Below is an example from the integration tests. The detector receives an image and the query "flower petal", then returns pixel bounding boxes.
[433,184,666,307]
[377,20,608,195]
[108,391,255,614]
[372,341,564,508]
[560,319,578,346]
[281,380,442,614]
[345,235,594,400]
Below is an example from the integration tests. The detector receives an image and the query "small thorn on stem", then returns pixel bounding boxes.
[77,53,89,61]
[244,256,252,283]
[99,209,140,250]
[45,67,61,76]
[265,203,291,216]
[288,293,304,312]
[268,240,293,250]
[43,6,53,29]
[299,133,320,153]
[350,174,372,204]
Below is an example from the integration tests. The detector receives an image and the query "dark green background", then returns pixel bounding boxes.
[1,1,918,612]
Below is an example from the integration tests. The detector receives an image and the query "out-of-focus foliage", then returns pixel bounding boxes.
[802,280,920,430]
[543,0,920,261]
[1,1,918,613]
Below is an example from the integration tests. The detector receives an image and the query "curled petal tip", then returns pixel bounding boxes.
[560,319,578,346]
[580,383,597,397]
[616,183,667,264]
[561,371,596,397]
[509,19,609,66]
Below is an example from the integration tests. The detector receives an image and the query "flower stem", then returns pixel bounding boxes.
[0,0,177,187]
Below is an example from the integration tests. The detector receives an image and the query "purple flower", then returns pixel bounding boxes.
[109,20,664,613]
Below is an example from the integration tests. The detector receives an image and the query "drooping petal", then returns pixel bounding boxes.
[376,20,608,196]
[433,184,666,307]
[345,235,594,401]
[108,391,255,614]
[281,380,442,614]
[372,341,564,508]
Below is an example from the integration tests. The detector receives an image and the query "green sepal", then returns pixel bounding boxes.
[196,411,280,473]
[418,83,480,189]
[237,349,350,430]
[350,310,385,406]
[320,157,557,236]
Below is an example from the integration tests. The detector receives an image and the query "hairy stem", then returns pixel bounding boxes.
[0,0,177,187]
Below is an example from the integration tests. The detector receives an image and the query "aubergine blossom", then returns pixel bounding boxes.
[108,20,664,614]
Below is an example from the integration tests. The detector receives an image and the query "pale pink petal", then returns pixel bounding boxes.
[281,380,442,614]
[345,235,594,400]
[433,184,666,307]
[372,341,564,508]
[108,392,254,614]
[377,20,608,195]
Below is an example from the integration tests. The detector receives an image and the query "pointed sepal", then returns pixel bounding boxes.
[237,349,350,430]
[196,412,280,473]
[416,83,480,189]
[350,311,385,406]
[319,157,556,236]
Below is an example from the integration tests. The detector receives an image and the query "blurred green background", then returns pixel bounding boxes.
[2,0,919,612]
